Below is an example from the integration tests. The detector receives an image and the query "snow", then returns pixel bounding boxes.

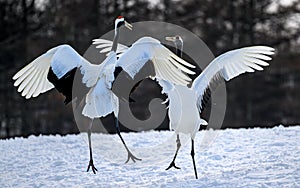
[1,126,299,187]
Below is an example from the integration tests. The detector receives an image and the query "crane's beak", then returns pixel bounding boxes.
[124,21,133,30]
[165,36,176,42]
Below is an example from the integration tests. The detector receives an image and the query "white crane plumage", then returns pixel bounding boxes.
[12,16,138,174]
[161,35,275,179]
[12,17,197,174]
[95,36,275,178]
[93,36,196,85]
[80,34,275,178]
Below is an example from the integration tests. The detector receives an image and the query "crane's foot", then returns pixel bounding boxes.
[165,161,181,170]
[87,159,98,174]
[125,151,142,163]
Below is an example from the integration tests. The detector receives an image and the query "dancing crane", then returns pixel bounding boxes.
[12,18,197,174]
[12,16,136,174]
[162,35,275,179]
[91,35,275,178]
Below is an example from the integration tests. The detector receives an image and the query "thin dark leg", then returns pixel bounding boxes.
[191,139,198,179]
[86,119,98,174]
[115,117,141,163]
[166,134,181,170]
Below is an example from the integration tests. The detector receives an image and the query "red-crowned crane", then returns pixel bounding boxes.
[12,18,197,174]
[12,16,136,174]
[161,35,275,179]
[96,35,275,179]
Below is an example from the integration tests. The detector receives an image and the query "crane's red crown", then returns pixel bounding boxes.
[117,16,124,19]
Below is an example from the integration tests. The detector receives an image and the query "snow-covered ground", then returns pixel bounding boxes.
[1,126,299,187]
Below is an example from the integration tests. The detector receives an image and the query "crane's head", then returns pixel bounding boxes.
[115,16,133,30]
[166,35,183,57]
[165,35,183,49]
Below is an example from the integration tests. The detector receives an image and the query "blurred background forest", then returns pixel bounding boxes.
[0,0,299,138]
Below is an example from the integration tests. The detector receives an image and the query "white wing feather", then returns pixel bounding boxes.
[92,38,129,57]
[116,37,196,86]
[92,37,195,85]
[13,44,101,99]
[191,46,275,111]
[13,49,55,99]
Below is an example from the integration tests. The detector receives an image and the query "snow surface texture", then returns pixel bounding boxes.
[1,126,299,187]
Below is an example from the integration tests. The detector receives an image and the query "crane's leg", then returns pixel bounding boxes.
[191,139,198,179]
[115,117,142,163]
[86,119,98,174]
[166,134,181,170]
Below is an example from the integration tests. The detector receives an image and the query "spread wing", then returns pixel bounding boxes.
[191,46,275,112]
[92,38,129,58]
[12,50,55,99]
[116,37,196,86]
[13,44,101,99]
